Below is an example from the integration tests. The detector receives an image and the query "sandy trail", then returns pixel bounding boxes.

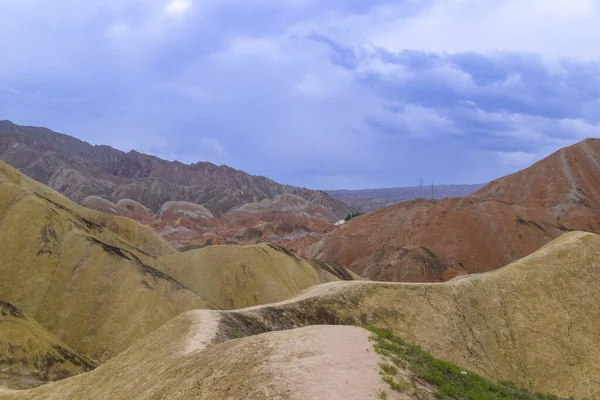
[183,311,221,354]
[268,325,393,400]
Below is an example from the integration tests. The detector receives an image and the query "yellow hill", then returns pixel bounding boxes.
[223,231,600,398]
[0,161,176,258]
[4,231,598,399]
[2,321,394,400]
[0,301,96,390]
[155,243,359,309]
[0,160,358,366]
[0,161,212,362]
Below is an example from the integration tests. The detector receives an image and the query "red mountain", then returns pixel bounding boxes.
[309,139,600,282]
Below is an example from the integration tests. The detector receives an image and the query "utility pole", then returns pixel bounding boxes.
[431,181,434,199]
[419,178,422,198]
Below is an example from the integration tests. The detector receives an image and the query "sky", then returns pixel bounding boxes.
[1,0,599,189]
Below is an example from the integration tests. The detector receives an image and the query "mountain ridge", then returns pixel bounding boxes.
[0,120,354,218]
[310,138,600,282]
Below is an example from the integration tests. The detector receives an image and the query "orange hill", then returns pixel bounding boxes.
[310,138,600,281]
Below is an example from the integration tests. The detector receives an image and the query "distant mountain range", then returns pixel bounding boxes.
[0,120,356,249]
[0,120,354,218]
[328,184,485,213]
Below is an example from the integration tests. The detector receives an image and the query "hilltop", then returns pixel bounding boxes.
[310,138,600,281]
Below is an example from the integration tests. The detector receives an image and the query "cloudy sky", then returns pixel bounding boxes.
[1,0,599,189]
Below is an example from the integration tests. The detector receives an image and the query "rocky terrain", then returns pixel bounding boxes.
[0,120,355,249]
[79,192,337,250]
[0,161,356,384]
[328,184,485,213]
[149,193,339,250]
[309,138,600,282]
[2,230,599,399]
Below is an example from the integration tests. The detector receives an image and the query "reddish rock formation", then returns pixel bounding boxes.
[82,193,337,250]
[310,139,600,282]
[82,197,155,224]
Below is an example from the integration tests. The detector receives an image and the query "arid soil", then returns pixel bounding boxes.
[2,231,599,399]
[311,138,600,282]
[0,161,355,374]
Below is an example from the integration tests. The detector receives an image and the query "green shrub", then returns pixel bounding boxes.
[344,211,363,221]
[379,363,398,376]
[366,326,564,400]
[377,390,388,399]
[382,376,410,392]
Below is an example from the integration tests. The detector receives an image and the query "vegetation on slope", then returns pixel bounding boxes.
[344,211,363,221]
[368,326,561,400]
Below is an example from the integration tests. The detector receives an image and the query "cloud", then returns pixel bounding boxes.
[1,0,599,189]
[165,0,192,15]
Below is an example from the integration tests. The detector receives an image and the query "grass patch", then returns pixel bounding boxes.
[383,375,410,392]
[380,363,398,376]
[366,326,562,400]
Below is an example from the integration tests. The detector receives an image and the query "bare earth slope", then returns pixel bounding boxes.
[4,231,599,399]
[0,301,96,390]
[0,120,353,218]
[0,160,212,362]
[2,324,392,400]
[155,243,358,309]
[313,138,600,281]
[236,231,600,398]
[0,160,357,363]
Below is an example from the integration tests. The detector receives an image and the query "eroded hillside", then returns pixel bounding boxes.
[0,160,356,369]
[3,231,598,399]
[0,301,96,390]
[0,161,211,363]
[311,138,600,282]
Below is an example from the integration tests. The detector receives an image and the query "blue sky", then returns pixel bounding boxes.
[1,0,599,189]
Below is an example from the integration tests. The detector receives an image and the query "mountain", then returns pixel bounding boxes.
[0,120,353,219]
[309,138,600,282]
[0,160,356,371]
[328,184,485,213]
[5,231,599,399]
[0,120,355,250]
